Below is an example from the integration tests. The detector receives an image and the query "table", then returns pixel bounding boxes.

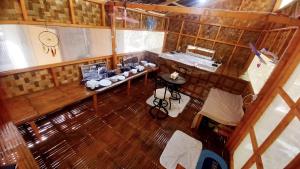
[159,73,186,102]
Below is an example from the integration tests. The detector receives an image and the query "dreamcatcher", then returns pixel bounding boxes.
[39,27,59,57]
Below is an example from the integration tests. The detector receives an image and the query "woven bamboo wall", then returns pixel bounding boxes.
[0,0,23,21]
[164,14,267,76]
[115,8,166,31]
[25,0,71,23]
[158,57,252,100]
[73,0,101,26]
[0,56,112,99]
[1,0,104,26]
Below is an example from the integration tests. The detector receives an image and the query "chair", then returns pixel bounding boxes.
[149,76,172,119]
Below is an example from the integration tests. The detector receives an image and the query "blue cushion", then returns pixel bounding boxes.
[196,150,228,169]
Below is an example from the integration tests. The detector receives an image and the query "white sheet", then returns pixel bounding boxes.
[199,88,244,126]
[159,53,220,72]
[160,130,202,169]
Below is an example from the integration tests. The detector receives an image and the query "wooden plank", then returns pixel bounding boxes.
[140,13,143,29]
[19,0,28,21]
[49,68,59,87]
[249,128,264,169]
[0,20,110,29]
[278,87,295,108]
[68,0,76,24]
[29,121,42,141]
[111,7,118,69]
[272,0,282,12]
[284,153,300,169]
[176,20,184,51]
[93,94,98,114]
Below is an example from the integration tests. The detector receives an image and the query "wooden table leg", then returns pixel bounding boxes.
[29,121,42,141]
[93,94,98,114]
[127,80,131,95]
[144,72,148,85]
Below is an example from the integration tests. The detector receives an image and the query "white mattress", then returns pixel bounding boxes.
[160,130,202,169]
[199,88,244,126]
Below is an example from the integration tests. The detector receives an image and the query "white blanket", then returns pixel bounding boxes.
[200,88,244,126]
[160,130,202,169]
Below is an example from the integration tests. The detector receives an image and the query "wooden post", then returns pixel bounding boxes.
[29,121,42,141]
[49,68,59,87]
[127,80,131,95]
[68,0,76,24]
[101,3,106,26]
[19,0,28,21]
[93,94,98,114]
[144,72,148,85]
[111,6,118,69]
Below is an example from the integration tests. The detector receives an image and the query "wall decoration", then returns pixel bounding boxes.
[38,27,60,57]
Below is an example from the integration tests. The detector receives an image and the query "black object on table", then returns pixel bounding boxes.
[159,73,186,103]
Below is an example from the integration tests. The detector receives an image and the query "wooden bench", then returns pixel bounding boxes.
[3,67,158,140]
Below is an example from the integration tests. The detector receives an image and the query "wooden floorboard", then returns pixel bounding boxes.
[18,77,229,169]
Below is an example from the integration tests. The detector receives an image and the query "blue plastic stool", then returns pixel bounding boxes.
[196,150,228,169]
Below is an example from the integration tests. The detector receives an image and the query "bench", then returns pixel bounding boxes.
[3,67,158,140]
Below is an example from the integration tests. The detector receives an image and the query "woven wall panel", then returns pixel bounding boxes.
[199,25,219,39]
[158,57,249,100]
[229,47,252,69]
[73,0,101,26]
[195,39,214,49]
[201,16,235,26]
[239,0,276,12]
[25,0,71,23]
[217,27,242,43]
[233,19,266,29]
[168,19,182,33]
[178,35,195,52]
[164,33,179,51]
[0,0,23,21]
[115,8,124,28]
[203,0,242,10]
[155,17,165,31]
[0,69,54,98]
[54,64,84,85]
[125,10,140,29]
[182,22,199,36]
[239,31,261,46]
[172,14,200,22]
[213,43,235,63]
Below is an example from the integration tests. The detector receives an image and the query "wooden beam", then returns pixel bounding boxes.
[101,3,106,26]
[111,7,118,69]
[176,21,185,51]
[114,2,300,26]
[19,0,28,21]
[69,0,76,24]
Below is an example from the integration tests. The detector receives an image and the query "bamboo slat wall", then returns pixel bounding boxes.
[0,51,155,99]
[0,0,167,31]
[164,14,266,76]
[0,56,112,99]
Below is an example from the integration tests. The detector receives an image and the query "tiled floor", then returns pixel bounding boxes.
[18,77,228,169]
